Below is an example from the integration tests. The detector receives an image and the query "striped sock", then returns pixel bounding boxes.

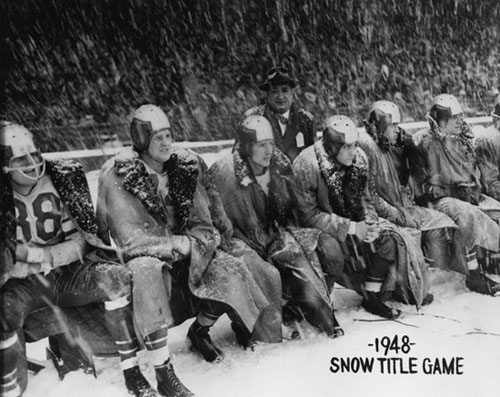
[144,326,170,367]
[144,325,169,352]
[150,346,171,368]
[196,310,219,327]
[364,278,383,293]
[466,249,479,271]
[1,333,21,397]
[104,296,139,371]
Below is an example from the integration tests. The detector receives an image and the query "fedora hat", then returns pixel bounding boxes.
[259,67,297,91]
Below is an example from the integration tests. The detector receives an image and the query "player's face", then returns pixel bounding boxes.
[441,114,462,135]
[383,123,398,144]
[9,152,45,187]
[267,84,293,114]
[250,139,274,168]
[336,142,357,166]
[147,129,172,163]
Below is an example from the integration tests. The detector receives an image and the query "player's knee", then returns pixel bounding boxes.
[317,232,344,275]
[94,263,131,299]
[0,292,27,333]
[374,234,398,262]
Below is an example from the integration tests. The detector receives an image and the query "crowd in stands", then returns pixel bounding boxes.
[1,0,499,152]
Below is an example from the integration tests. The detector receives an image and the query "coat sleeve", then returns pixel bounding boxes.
[195,152,234,248]
[292,153,351,241]
[96,164,112,246]
[362,143,414,228]
[95,159,172,262]
[181,176,219,285]
[355,150,380,226]
[476,136,500,201]
[410,131,436,205]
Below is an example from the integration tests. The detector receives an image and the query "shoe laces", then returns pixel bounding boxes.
[158,364,193,396]
[125,367,154,395]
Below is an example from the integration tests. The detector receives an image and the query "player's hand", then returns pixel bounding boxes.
[363,221,380,243]
[349,221,368,241]
[172,235,191,257]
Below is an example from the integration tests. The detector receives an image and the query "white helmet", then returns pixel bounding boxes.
[369,100,401,124]
[238,115,274,142]
[323,115,359,144]
[1,122,45,181]
[236,115,274,158]
[130,104,171,152]
[429,94,463,123]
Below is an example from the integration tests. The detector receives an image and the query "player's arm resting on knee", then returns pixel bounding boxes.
[172,235,191,261]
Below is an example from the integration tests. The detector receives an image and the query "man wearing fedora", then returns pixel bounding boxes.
[243,67,316,162]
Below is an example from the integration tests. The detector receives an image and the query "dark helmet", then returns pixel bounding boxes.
[130,105,171,152]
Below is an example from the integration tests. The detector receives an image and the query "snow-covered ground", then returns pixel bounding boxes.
[23,149,500,397]
[25,270,500,397]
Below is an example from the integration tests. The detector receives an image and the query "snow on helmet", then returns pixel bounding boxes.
[369,100,401,124]
[323,115,359,145]
[0,122,45,180]
[492,95,500,119]
[236,115,274,159]
[130,105,171,152]
[429,94,463,124]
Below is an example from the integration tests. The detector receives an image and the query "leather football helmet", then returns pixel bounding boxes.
[1,122,45,181]
[130,105,171,152]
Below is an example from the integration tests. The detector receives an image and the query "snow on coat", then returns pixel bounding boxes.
[292,141,429,306]
[359,130,467,274]
[413,127,500,252]
[96,147,281,340]
[209,147,333,312]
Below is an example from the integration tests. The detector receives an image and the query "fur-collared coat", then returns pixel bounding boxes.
[0,160,97,288]
[97,148,281,340]
[292,141,429,306]
[243,103,315,162]
[413,126,500,252]
[209,147,333,311]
